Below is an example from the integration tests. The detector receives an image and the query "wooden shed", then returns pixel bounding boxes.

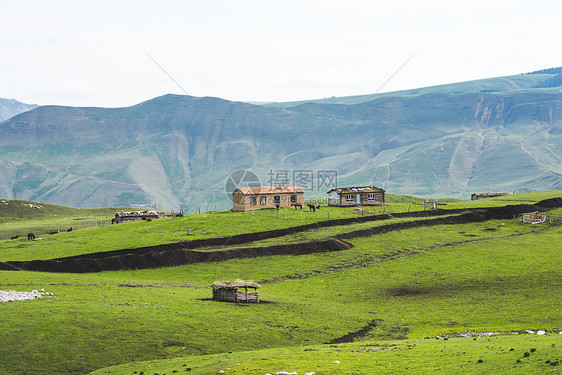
[327,186,385,207]
[211,281,261,303]
[471,192,512,201]
[114,210,162,223]
[232,185,304,211]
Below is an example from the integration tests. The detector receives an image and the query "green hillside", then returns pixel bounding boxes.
[260,73,556,107]
[0,199,136,241]
[0,191,560,374]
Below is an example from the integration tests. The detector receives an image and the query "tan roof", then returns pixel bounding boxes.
[234,185,304,195]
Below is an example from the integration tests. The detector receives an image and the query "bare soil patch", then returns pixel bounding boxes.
[4,239,353,273]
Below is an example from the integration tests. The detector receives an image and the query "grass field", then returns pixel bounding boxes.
[91,335,562,375]
[1,190,558,261]
[0,199,135,241]
[0,191,560,374]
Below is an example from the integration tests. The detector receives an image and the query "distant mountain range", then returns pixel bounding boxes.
[1,69,561,211]
[0,98,37,122]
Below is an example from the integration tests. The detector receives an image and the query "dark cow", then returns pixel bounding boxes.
[307,204,316,212]
[291,203,303,210]
[10,235,19,240]
[27,233,35,240]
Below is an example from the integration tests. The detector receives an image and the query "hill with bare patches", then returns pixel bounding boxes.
[0,71,561,211]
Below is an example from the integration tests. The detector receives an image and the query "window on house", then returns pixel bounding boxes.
[346,194,354,202]
[274,195,281,204]
[250,196,257,205]
[260,196,266,205]
[290,195,297,204]
[367,193,376,201]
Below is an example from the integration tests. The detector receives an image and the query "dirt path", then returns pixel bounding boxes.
[2,239,353,273]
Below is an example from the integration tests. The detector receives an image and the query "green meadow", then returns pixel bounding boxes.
[91,335,562,375]
[0,191,560,374]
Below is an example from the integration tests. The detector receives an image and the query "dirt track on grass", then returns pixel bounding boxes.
[2,239,353,273]
[336,199,561,240]
[1,198,560,273]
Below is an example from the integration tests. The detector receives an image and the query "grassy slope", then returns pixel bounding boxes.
[92,335,562,375]
[0,191,558,262]
[0,191,560,374]
[0,204,392,261]
[0,199,136,240]
[91,222,562,375]
[0,197,454,261]
[261,74,556,107]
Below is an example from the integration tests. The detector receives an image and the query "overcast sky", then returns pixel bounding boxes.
[2,0,562,108]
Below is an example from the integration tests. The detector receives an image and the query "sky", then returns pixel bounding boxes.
[2,0,562,108]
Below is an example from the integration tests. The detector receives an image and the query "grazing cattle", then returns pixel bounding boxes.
[27,233,35,240]
[10,235,19,240]
[291,203,303,210]
[67,227,73,232]
[307,204,316,212]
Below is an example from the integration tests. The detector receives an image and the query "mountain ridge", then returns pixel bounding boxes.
[1,72,561,211]
[0,98,38,122]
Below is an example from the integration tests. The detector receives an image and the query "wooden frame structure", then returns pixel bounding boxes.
[211,282,261,303]
[521,211,549,224]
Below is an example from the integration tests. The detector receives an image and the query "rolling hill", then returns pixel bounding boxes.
[0,71,561,211]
